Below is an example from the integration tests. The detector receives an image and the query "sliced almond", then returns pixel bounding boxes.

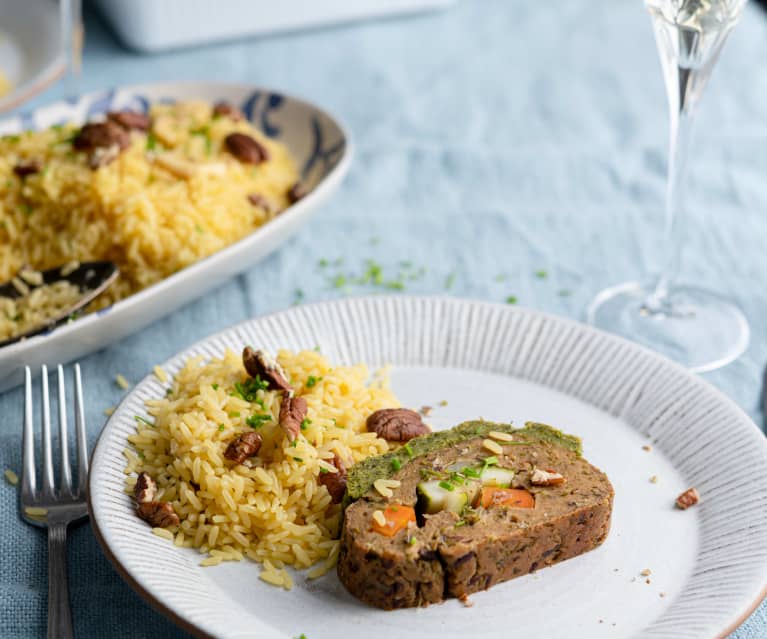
[488,430,515,442]
[482,439,504,455]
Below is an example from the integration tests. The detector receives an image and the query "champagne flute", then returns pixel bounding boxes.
[587,0,749,372]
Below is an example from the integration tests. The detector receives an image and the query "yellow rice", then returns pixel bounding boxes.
[124,349,399,582]
[0,100,298,310]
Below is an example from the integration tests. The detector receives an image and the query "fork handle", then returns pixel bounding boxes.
[47,523,74,639]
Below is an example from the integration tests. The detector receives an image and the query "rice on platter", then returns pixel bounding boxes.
[124,347,401,587]
[0,100,299,312]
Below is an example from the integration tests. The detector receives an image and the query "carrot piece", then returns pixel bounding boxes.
[371,505,416,537]
[478,487,535,509]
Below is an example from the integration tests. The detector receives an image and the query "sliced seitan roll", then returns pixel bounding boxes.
[337,420,613,609]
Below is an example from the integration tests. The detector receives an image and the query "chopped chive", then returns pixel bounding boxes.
[319,467,329,474]
[300,418,311,431]
[385,280,405,291]
[246,413,271,428]
[408,536,417,546]
[505,295,518,305]
[462,467,481,478]
[444,272,456,290]
[233,377,268,401]
[404,443,414,457]
[229,412,240,418]
[292,457,303,462]
[218,424,225,432]
[212,383,219,390]
[438,480,455,491]
[483,456,499,466]
[391,458,402,471]
[305,375,322,388]
[134,415,155,427]
[534,269,548,279]
[455,520,467,528]
[332,274,347,288]
[318,258,329,268]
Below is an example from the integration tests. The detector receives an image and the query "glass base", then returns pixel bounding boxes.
[586,282,749,373]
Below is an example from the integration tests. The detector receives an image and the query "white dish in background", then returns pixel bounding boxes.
[93,0,457,53]
[89,296,767,639]
[0,81,351,391]
[0,0,66,112]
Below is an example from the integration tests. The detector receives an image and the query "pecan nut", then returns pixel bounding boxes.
[279,395,307,442]
[530,468,566,487]
[224,132,269,164]
[287,182,308,204]
[137,501,180,528]
[133,472,157,503]
[213,102,245,121]
[73,121,131,169]
[13,160,41,178]
[675,487,699,510]
[366,408,430,442]
[107,110,151,131]
[318,453,347,504]
[242,347,292,392]
[224,431,263,464]
[73,121,130,152]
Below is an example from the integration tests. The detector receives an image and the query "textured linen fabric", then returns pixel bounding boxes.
[1,1,766,636]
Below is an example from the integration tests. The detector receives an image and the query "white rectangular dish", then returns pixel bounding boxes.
[92,0,457,53]
[0,81,351,391]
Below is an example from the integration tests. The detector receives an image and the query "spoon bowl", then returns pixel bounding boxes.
[0,261,118,348]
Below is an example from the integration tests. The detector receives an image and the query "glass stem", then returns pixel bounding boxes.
[645,65,697,313]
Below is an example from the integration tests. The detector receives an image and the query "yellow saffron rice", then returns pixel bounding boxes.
[124,349,399,583]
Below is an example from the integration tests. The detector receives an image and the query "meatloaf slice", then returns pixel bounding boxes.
[337,421,613,610]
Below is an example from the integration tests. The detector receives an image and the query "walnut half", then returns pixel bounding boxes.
[318,453,347,503]
[675,487,700,510]
[224,431,262,464]
[242,347,292,393]
[366,408,430,442]
[133,472,157,504]
[137,501,180,528]
[279,395,307,442]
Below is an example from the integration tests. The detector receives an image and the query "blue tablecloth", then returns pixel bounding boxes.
[2,1,766,636]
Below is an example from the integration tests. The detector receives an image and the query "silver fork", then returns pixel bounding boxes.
[21,364,89,639]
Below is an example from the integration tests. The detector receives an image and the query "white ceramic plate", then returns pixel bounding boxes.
[89,296,767,639]
[0,81,350,390]
[0,0,66,112]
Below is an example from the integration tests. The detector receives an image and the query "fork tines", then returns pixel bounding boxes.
[22,364,88,505]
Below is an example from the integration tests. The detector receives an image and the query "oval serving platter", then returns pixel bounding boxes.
[0,81,351,390]
[89,296,767,639]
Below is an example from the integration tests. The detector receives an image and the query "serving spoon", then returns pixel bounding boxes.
[0,261,118,348]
